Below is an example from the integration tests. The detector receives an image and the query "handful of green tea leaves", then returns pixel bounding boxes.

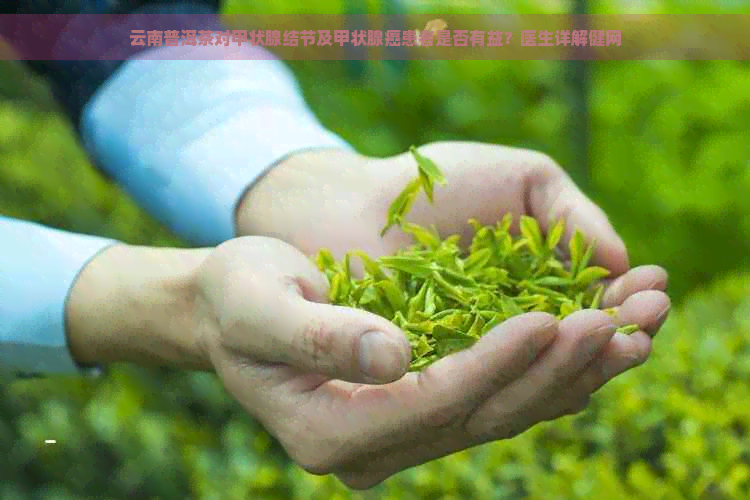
[314,146,639,371]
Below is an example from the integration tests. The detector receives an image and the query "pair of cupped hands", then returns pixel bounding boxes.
[165,142,672,488]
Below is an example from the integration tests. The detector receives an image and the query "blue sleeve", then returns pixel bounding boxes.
[0,215,117,377]
[79,53,354,246]
[0,0,222,133]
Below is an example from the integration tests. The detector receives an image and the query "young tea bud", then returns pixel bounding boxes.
[314,146,639,371]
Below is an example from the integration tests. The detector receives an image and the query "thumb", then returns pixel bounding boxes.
[238,241,412,384]
[278,296,413,384]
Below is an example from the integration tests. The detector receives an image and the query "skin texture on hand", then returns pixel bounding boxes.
[65,142,671,491]
[233,142,671,488]
[66,244,214,372]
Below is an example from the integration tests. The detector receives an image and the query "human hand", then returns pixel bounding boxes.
[194,237,668,490]
[67,235,668,489]
[232,142,671,487]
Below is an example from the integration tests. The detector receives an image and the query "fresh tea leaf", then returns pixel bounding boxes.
[617,324,640,335]
[316,148,644,370]
[578,239,596,276]
[375,279,407,312]
[546,218,565,250]
[574,266,611,288]
[520,216,545,257]
[432,324,471,340]
[409,145,447,203]
[354,251,389,281]
[381,177,422,237]
[407,280,429,319]
[569,229,585,275]
[590,284,605,309]
[379,255,434,277]
[401,221,441,249]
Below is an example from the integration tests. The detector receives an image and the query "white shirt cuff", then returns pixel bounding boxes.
[80,47,354,247]
[0,216,117,376]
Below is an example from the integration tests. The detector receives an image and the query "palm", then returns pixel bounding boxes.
[232,142,668,489]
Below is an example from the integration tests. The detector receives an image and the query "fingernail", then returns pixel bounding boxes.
[359,331,408,382]
[603,356,640,379]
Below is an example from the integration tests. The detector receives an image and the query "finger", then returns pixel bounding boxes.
[538,291,668,412]
[418,312,559,407]
[318,313,559,456]
[528,165,629,276]
[255,289,412,384]
[563,289,670,399]
[572,330,653,396]
[222,237,412,385]
[465,309,615,437]
[600,265,669,308]
[608,289,671,336]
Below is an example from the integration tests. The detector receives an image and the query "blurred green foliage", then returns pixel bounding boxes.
[4,0,750,498]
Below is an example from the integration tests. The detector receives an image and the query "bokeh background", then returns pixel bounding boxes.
[3,0,750,498]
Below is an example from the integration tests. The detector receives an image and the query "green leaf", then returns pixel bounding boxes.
[407,280,429,319]
[575,292,585,308]
[414,334,433,357]
[590,284,606,309]
[480,312,507,334]
[559,299,580,318]
[375,279,407,312]
[520,216,545,257]
[356,283,379,306]
[381,177,422,237]
[432,324,470,340]
[328,272,350,303]
[474,266,510,284]
[434,337,477,357]
[343,253,351,283]
[578,239,596,275]
[467,314,485,338]
[431,271,469,304]
[617,324,640,335]
[424,283,437,316]
[379,255,434,277]
[354,251,389,281]
[574,266,611,288]
[436,311,471,330]
[401,221,441,249]
[546,218,565,250]
[409,356,435,371]
[315,248,337,272]
[409,145,447,204]
[533,276,573,287]
[501,295,525,316]
[513,294,548,309]
[497,213,513,235]
[568,229,586,276]
[464,247,492,273]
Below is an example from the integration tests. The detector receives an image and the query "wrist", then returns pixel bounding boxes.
[66,244,215,372]
[234,147,365,237]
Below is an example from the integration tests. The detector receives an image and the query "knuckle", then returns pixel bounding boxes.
[282,417,352,476]
[299,318,339,373]
[575,328,605,359]
[580,368,604,395]
[290,446,339,476]
[481,413,532,442]
[423,407,461,432]
[421,402,470,433]
[532,151,562,172]
[339,473,384,491]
